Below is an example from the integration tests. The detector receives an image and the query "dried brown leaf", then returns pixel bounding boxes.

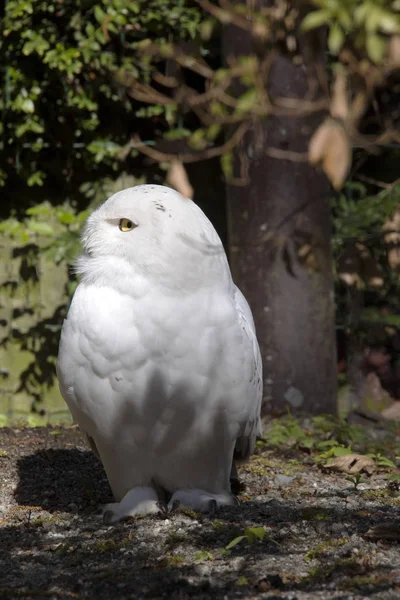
[338,243,383,288]
[357,243,384,288]
[381,401,400,420]
[388,247,400,270]
[363,372,394,413]
[166,160,194,199]
[350,91,368,123]
[309,119,331,164]
[382,210,400,242]
[388,36,400,68]
[309,118,351,190]
[337,244,363,288]
[325,454,375,475]
[330,69,349,120]
[383,210,400,270]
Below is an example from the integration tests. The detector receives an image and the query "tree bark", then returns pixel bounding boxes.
[223,12,337,414]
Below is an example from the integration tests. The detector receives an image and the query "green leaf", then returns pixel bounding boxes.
[164,128,191,141]
[301,10,330,32]
[354,3,368,26]
[366,33,387,63]
[301,437,316,449]
[328,24,345,54]
[379,12,400,34]
[195,550,213,561]
[236,88,259,113]
[94,6,106,24]
[16,118,44,137]
[225,535,246,550]
[20,98,34,113]
[221,152,233,179]
[26,204,52,217]
[337,7,352,31]
[27,171,45,186]
[371,454,397,469]
[200,18,215,40]
[27,221,54,235]
[365,7,385,33]
[327,446,353,459]
[189,129,207,150]
[245,527,265,542]
[206,124,221,141]
[0,169,7,187]
[214,68,229,84]
[57,211,77,225]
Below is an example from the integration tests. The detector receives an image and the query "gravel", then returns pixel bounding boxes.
[0,426,399,600]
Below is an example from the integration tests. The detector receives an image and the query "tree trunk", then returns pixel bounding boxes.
[223,12,337,414]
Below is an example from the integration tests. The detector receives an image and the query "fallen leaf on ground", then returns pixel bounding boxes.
[324,454,375,474]
[365,523,400,541]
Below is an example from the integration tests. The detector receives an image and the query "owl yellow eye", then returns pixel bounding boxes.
[119,218,136,232]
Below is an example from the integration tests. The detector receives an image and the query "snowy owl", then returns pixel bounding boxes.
[57,184,262,524]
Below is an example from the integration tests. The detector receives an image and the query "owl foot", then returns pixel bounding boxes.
[167,489,238,514]
[156,500,169,517]
[102,486,161,525]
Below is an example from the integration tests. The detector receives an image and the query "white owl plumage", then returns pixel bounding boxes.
[57,184,262,523]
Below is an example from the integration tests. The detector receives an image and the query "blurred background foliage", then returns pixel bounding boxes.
[1,0,400,423]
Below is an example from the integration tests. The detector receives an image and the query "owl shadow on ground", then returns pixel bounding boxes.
[14,447,113,514]
[14,442,244,520]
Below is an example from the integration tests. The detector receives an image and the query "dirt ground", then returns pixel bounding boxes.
[0,425,399,600]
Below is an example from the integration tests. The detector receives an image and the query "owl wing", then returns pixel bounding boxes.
[232,285,263,459]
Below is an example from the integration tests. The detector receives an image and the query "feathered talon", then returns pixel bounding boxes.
[103,510,115,525]
[156,500,169,517]
[170,499,181,513]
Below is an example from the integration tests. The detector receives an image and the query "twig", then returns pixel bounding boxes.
[356,174,400,190]
[142,43,215,79]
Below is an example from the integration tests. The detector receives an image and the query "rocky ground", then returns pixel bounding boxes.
[0,424,399,600]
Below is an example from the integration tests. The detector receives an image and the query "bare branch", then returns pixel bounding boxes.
[184,85,237,108]
[272,97,329,115]
[142,43,215,79]
[197,0,269,38]
[152,72,178,88]
[353,130,400,152]
[132,121,251,164]
[117,75,176,105]
[356,174,400,190]
[265,148,309,162]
